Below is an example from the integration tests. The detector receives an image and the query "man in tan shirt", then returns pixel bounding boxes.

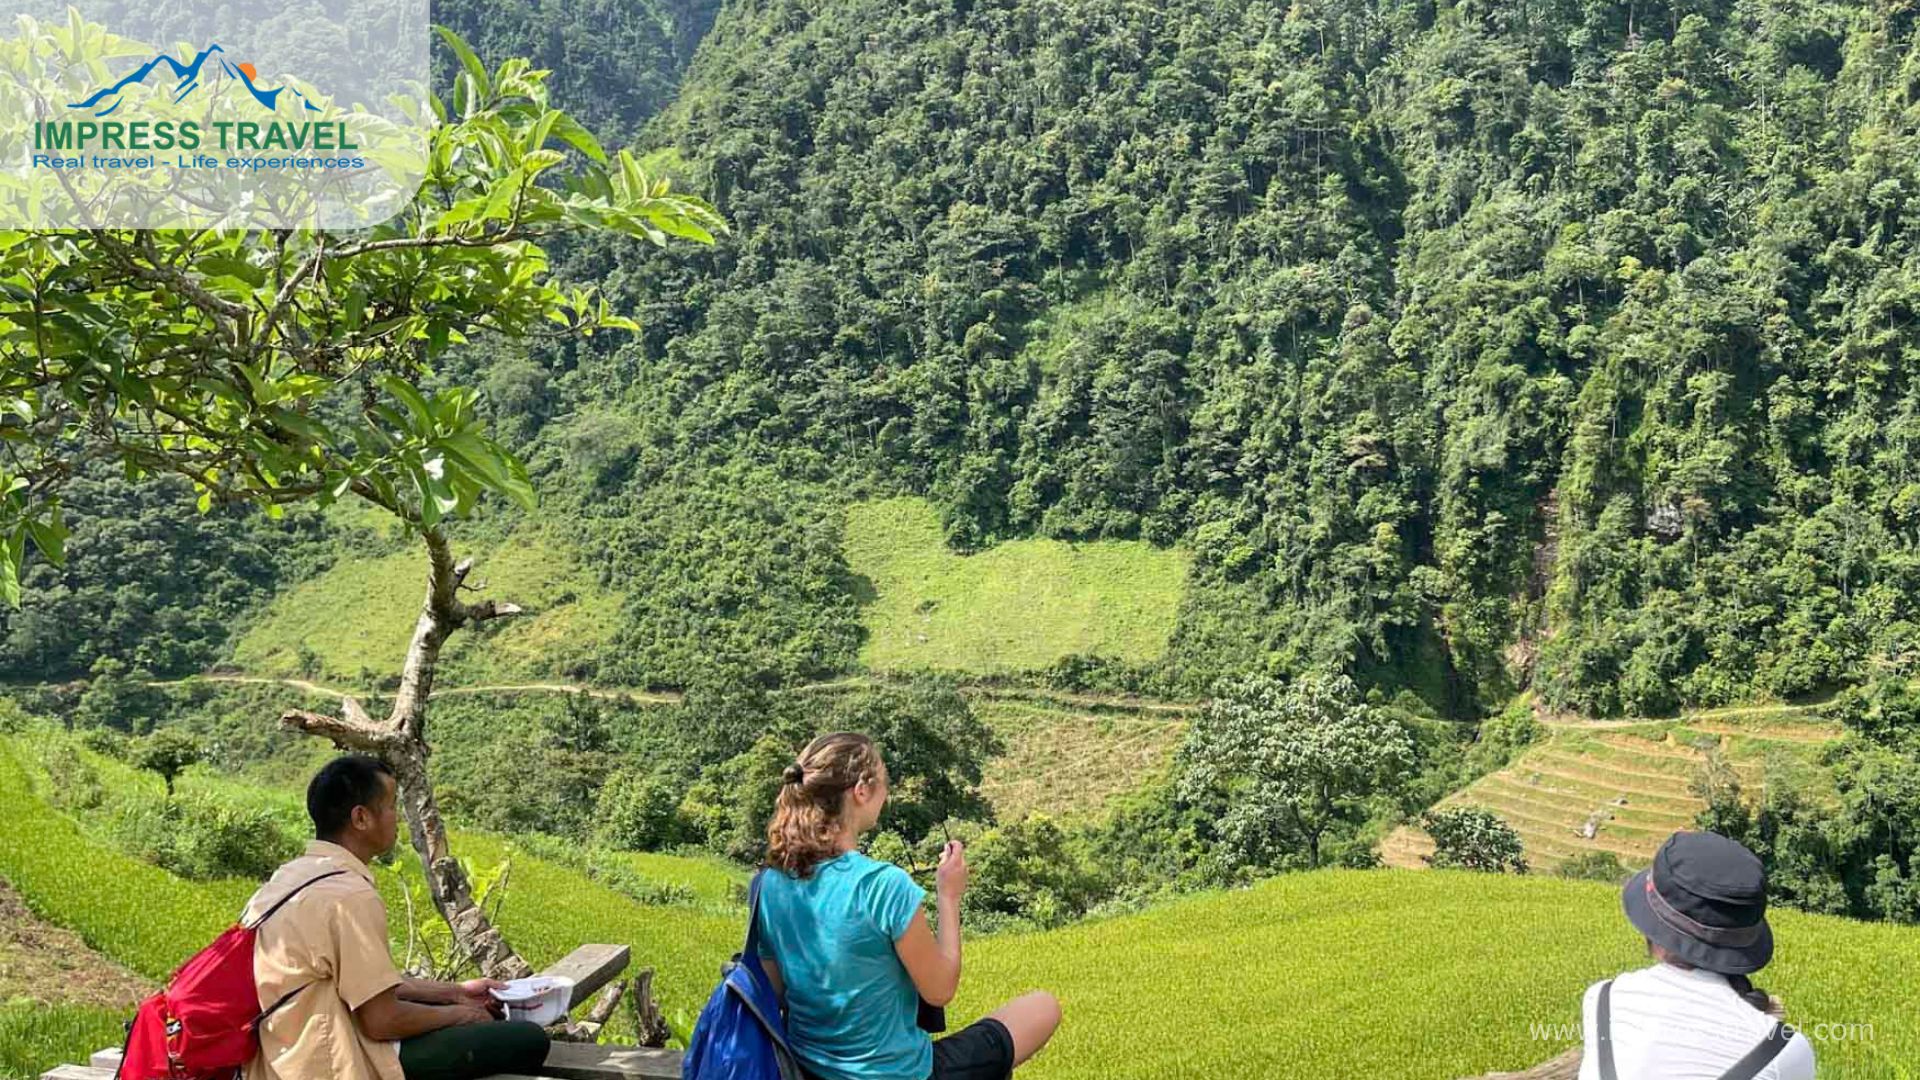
[245,755,550,1080]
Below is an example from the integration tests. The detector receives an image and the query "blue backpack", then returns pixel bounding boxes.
[683,870,801,1080]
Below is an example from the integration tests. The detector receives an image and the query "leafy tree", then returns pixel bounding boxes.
[1690,746,1754,840]
[0,18,721,979]
[1421,806,1529,874]
[1833,678,1920,754]
[131,729,204,798]
[593,767,689,851]
[1177,672,1415,871]
[960,815,1104,931]
[825,677,1002,843]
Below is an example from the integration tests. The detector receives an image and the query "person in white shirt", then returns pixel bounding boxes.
[1579,831,1816,1080]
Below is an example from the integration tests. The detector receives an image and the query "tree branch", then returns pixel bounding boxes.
[279,706,398,752]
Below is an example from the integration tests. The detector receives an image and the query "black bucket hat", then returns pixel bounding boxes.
[1623,831,1773,974]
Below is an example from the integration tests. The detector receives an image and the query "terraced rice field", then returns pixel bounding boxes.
[1382,710,1841,872]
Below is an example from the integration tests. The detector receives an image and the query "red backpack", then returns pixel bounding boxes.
[118,871,345,1080]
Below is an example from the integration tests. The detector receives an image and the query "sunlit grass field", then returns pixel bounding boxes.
[230,522,621,687]
[5,732,1914,1080]
[844,497,1189,674]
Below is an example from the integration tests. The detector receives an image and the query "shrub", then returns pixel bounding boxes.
[39,741,105,813]
[1422,806,1529,874]
[105,791,301,881]
[590,860,698,908]
[1467,701,1540,774]
[72,657,162,733]
[962,815,1106,931]
[1556,851,1630,883]
[594,768,689,851]
[79,726,129,760]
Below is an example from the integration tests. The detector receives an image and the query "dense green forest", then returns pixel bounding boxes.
[534,0,1920,718]
[429,0,725,147]
[12,0,1920,722]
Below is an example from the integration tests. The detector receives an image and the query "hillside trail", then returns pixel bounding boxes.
[1532,698,1841,744]
[145,672,1196,716]
[149,675,1843,736]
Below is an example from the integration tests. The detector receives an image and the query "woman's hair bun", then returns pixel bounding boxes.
[782,763,805,785]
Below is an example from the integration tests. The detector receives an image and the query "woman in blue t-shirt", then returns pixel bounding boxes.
[754,731,1061,1080]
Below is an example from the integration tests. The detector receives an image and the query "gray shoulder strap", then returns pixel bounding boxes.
[1596,979,1618,1080]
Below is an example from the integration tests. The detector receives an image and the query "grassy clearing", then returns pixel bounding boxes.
[844,498,1188,674]
[0,741,256,977]
[973,699,1186,820]
[230,527,621,687]
[957,869,1918,1079]
[589,849,746,908]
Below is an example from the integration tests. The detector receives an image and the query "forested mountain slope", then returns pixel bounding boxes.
[541,0,1920,715]
[12,0,1920,725]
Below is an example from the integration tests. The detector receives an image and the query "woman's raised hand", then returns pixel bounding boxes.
[935,840,969,901]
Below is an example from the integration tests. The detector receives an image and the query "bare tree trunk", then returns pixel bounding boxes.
[281,525,533,979]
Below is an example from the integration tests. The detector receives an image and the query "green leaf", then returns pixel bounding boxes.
[438,430,510,492]
[400,452,442,528]
[234,363,275,406]
[482,168,523,223]
[617,150,645,202]
[0,527,20,608]
[434,25,491,101]
[379,376,435,431]
[523,109,559,158]
[264,406,333,447]
[644,211,715,245]
[195,256,266,288]
[548,112,607,164]
[24,504,65,566]
[502,452,536,511]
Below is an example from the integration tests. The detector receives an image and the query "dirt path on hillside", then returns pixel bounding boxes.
[148,673,1194,716]
[0,876,153,1009]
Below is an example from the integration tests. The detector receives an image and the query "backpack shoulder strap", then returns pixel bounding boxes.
[1717,1022,1796,1080]
[1595,978,1618,1080]
[247,870,348,930]
[744,868,767,958]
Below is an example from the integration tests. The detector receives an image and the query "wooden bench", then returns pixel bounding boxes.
[41,945,686,1080]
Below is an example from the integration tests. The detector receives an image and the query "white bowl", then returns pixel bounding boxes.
[489,975,574,1026]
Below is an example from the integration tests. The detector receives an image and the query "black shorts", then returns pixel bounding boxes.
[796,1017,1015,1080]
[930,1016,1016,1080]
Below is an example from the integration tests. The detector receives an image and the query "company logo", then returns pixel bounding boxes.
[69,43,322,117]
[5,1,431,229]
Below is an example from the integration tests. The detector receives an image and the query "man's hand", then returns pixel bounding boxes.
[935,840,968,902]
[456,978,507,1018]
[446,1001,499,1027]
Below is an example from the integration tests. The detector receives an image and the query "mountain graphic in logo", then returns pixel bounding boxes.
[69,43,322,117]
